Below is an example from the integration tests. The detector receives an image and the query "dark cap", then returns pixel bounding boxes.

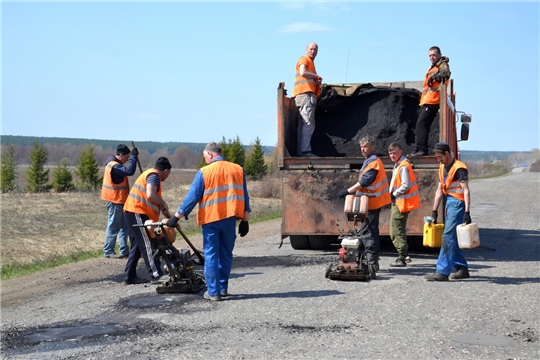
[155,157,172,171]
[116,144,131,155]
[433,142,451,153]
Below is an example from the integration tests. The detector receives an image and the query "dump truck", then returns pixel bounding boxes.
[277,80,471,250]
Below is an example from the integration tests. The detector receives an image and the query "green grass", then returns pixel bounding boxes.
[1,209,283,280]
[1,249,102,280]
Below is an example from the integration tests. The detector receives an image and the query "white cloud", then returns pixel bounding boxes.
[278,22,336,33]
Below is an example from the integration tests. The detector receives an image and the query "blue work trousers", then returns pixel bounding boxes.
[436,196,468,276]
[202,216,237,297]
[103,201,130,256]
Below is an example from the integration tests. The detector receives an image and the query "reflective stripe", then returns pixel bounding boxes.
[133,183,145,192]
[396,188,420,200]
[128,193,160,213]
[203,183,244,196]
[365,177,388,191]
[199,194,245,209]
[102,183,129,191]
[294,78,316,85]
[422,87,440,93]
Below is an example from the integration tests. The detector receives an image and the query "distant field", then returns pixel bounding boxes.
[1,168,281,268]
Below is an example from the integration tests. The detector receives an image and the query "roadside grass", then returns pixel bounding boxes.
[1,169,281,280]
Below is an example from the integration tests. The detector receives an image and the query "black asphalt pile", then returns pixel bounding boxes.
[312,83,439,157]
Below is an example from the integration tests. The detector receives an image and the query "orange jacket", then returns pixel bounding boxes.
[292,55,320,98]
[419,56,450,106]
[392,160,420,213]
[124,168,162,221]
[197,160,246,226]
[357,158,391,210]
[100,159,130,204]
[439,159,467,201]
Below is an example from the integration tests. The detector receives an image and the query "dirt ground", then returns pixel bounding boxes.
[0,219,281,308]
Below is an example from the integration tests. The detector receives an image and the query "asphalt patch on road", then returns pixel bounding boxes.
[1,320,164,355]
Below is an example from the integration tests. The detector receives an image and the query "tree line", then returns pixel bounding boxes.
[1,136,273,193]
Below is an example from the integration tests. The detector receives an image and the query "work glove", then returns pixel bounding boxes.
[338,189,350,199]
[390,192,396,202]
[166,216,179,228]
[131,147,139,157]
[432,210,438,224]
[464,212,472,225]
[238,221,249,237]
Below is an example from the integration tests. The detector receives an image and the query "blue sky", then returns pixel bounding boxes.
[2,1,539,152]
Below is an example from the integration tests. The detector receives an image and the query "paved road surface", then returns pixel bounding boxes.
[1,171,539,359]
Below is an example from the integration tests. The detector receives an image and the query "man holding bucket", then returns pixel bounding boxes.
[424,142,472,281]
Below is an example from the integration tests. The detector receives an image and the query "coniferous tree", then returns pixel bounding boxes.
[219,136,231,160]
[245,137,268,180]
[1,143,18,193]
[51,159,75,192]
[75,144,101,191]
[25,139,50,193]
[226,136,245,167]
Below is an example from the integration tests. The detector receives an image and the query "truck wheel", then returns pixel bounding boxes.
[290,235,310,249]
[308,235,335,250]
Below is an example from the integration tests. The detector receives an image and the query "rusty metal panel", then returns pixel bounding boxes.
[280,166,440,238]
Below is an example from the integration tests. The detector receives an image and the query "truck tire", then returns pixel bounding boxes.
[308,235,335,250]
[290,235,310,250]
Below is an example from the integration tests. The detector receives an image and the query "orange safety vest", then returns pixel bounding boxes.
[392,160,420,213]
[357,157,391,210]
[197,160,246,226]
[124,168,162,221]
[419,64,449,106]
[292,55,321,98]
[439,159,467,201]
[100,159,130,204]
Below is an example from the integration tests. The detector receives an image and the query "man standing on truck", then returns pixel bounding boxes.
[424,142,471,281]
[338,136,391,272]
[387,142,420,267]
[409,46,451,157]
[292,42,322,157]
[166,142,251,301]
[101,144,138,259]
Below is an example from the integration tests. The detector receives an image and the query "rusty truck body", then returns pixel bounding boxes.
[277,80,471,250]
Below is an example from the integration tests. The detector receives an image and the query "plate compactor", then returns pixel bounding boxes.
[136,220,206,294]
[325,194,377,281]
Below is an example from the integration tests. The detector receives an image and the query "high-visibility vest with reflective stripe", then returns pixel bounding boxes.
[392,160,420,213]
[292,55,321,98]
[439,159,467,201]
[100,159,130,204]
[124,168,162,221]
[197,160,245,226]
[419,64,449,106]
[357,158,391,210]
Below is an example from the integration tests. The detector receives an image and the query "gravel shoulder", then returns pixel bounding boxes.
[1,172,539,360]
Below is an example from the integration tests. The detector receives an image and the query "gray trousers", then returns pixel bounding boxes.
[295,92,316,154]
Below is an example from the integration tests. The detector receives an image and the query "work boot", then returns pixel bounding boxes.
[389,258,406,267]
[204,291,222,301]
[450,266,470,280]
[424,273,449,281]
[151,274,170,284]
[407,150,427,157]
[301,152,318,158]
[124,276,150,285]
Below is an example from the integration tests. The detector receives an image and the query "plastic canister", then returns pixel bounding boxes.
[457,223,480,249]
[423,223,444,248]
